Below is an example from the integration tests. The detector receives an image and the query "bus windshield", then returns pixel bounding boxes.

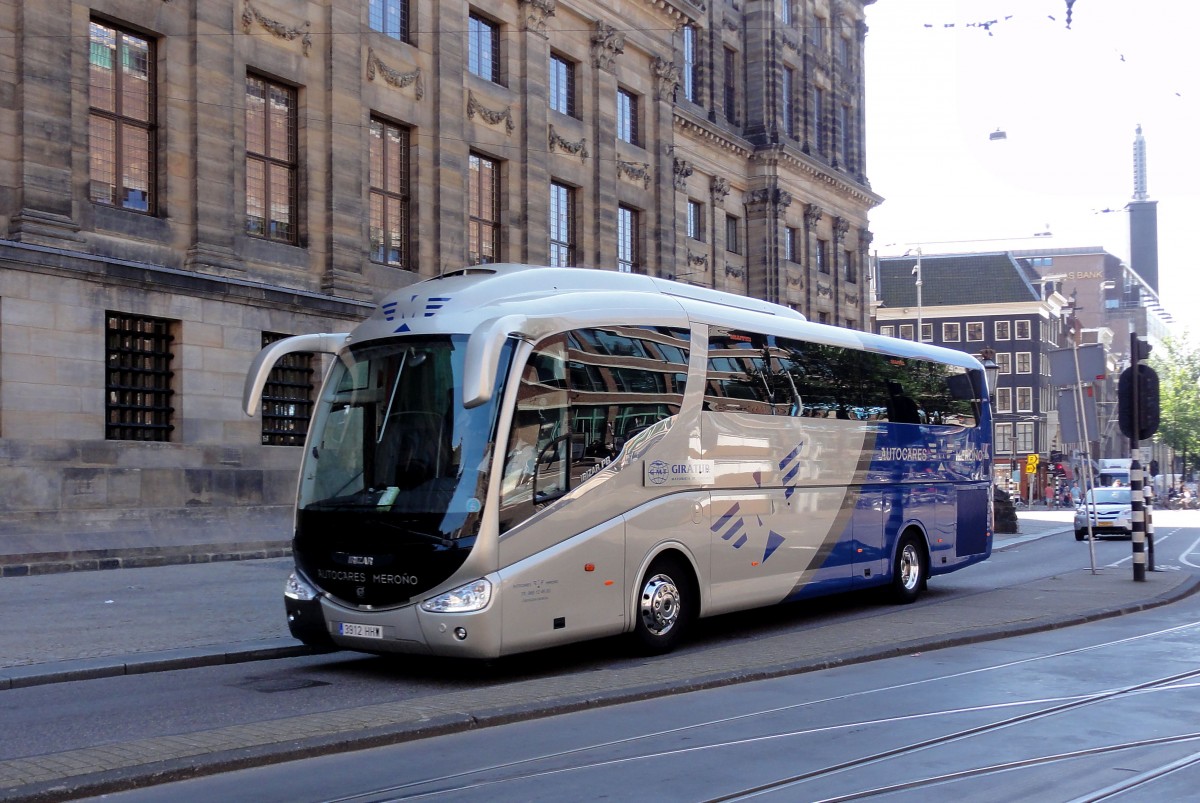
[299,335,509,542]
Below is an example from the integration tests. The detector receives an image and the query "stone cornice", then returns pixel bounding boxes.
[753,146,883,208]
[672,110,752,159]
[640,0,706,27]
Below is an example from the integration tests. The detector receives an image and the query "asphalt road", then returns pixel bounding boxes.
[3,510,1199,802]
[85,554,1200,803]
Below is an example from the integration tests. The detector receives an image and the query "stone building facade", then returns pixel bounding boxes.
[0,0,879,559]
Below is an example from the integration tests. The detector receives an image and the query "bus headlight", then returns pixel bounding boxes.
[284,571,318,601]
[420,578,493,613]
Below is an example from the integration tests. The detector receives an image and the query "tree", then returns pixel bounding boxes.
[1150,332,1200,483]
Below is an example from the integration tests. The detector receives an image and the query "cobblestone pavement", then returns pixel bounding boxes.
[2,509,1197,802]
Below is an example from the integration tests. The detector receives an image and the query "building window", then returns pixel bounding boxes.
[725,214,740,254]
[879,325,895,337]
[785,227,799,262]
[1017,387,1033,412]
[997,352,1011,374]
[1016,352,1032,374]
[618,205,640,273]
[844,249,857,283]
[682,24,699,103]
[1016,419,1034,449]
[818,312,830,324]
[837,34,851,67]
[89,21,155,213]
[995,320,1011,340]
[105,312,174,442]
[617,88,639,145]
[468,12,500,83]
[920,323,933,343]
[549,53,576,117]
[468,152,500,264]
[996,423,1013,453]
[839,104,852,167]
[549,180,575,266]
[368,117,410,268]
[966,321,984,341]
[942,322,961,342]
[813,16,827,50]
[816,238,829,273]
[369,0,409,41]
[782,66,795,138]
[687,199,705,241]
[781,0,792,25]
[899,324,914,340]
[245,74,297,243]
[260,333,314,446]
[812,87,825,155]
[1015,319,1031,339]
[996,387,1012,413]
[724,47,739,124]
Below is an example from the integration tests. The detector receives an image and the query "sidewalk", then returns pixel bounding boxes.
[2,509,1198,801]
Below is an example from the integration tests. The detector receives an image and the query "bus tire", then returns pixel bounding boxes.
[632,555,695,655]
[890,533,927,604]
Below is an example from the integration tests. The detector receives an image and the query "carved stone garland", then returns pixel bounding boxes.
[549,125,589,161]
[366,48,424,100]
[467,91,515,136]
[617,160,652,188]
[242,1,311,56]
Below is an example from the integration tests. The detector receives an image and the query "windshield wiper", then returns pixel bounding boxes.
[366,516,456,548]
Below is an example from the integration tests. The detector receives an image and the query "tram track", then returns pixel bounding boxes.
[319,620,1200,802]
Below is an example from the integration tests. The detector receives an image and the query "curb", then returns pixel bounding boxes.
[0,640,322,692]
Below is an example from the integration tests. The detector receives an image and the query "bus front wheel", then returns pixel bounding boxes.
[890,534,927,604]
[633,555,695,654]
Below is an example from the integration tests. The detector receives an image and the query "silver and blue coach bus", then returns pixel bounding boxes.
[244,264,994,658]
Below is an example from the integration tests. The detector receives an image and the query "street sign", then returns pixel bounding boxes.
[1025,454,1039,474]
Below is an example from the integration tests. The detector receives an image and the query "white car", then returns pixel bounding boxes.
[1074,487,1133,541]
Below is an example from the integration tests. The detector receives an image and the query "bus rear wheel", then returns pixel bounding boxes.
[633,555,695,655]
[890,534,927,604]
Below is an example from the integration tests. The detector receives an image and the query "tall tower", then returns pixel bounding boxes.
[1128,124,1160,292]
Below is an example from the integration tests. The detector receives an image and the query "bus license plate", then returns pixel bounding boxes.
[338,622,383,639]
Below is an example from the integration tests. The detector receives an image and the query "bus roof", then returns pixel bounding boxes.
[346,265,984,405]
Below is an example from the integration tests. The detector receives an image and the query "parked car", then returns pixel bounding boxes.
[1074,487,1132,541]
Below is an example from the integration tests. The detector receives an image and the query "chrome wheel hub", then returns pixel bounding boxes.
[640,574,681,636]
[899,544,920,591]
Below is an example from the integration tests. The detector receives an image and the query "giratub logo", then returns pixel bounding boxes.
[648,460,671,485]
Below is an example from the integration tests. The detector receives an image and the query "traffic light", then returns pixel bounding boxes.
[1132,337,1153,361]
[1118,363,1160,440]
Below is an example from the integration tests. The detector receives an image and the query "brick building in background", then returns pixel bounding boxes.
[0,0,878,558]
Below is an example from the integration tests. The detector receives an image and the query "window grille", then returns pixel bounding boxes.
[105,312,174,441]
[261,333,314,446]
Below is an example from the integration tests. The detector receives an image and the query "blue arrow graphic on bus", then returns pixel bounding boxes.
[762,530,785,563]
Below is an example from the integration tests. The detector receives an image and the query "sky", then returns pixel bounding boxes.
[864,0,1200,326]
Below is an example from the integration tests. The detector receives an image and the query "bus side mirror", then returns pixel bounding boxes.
[463,315,527,408]
[243,332,349,416]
